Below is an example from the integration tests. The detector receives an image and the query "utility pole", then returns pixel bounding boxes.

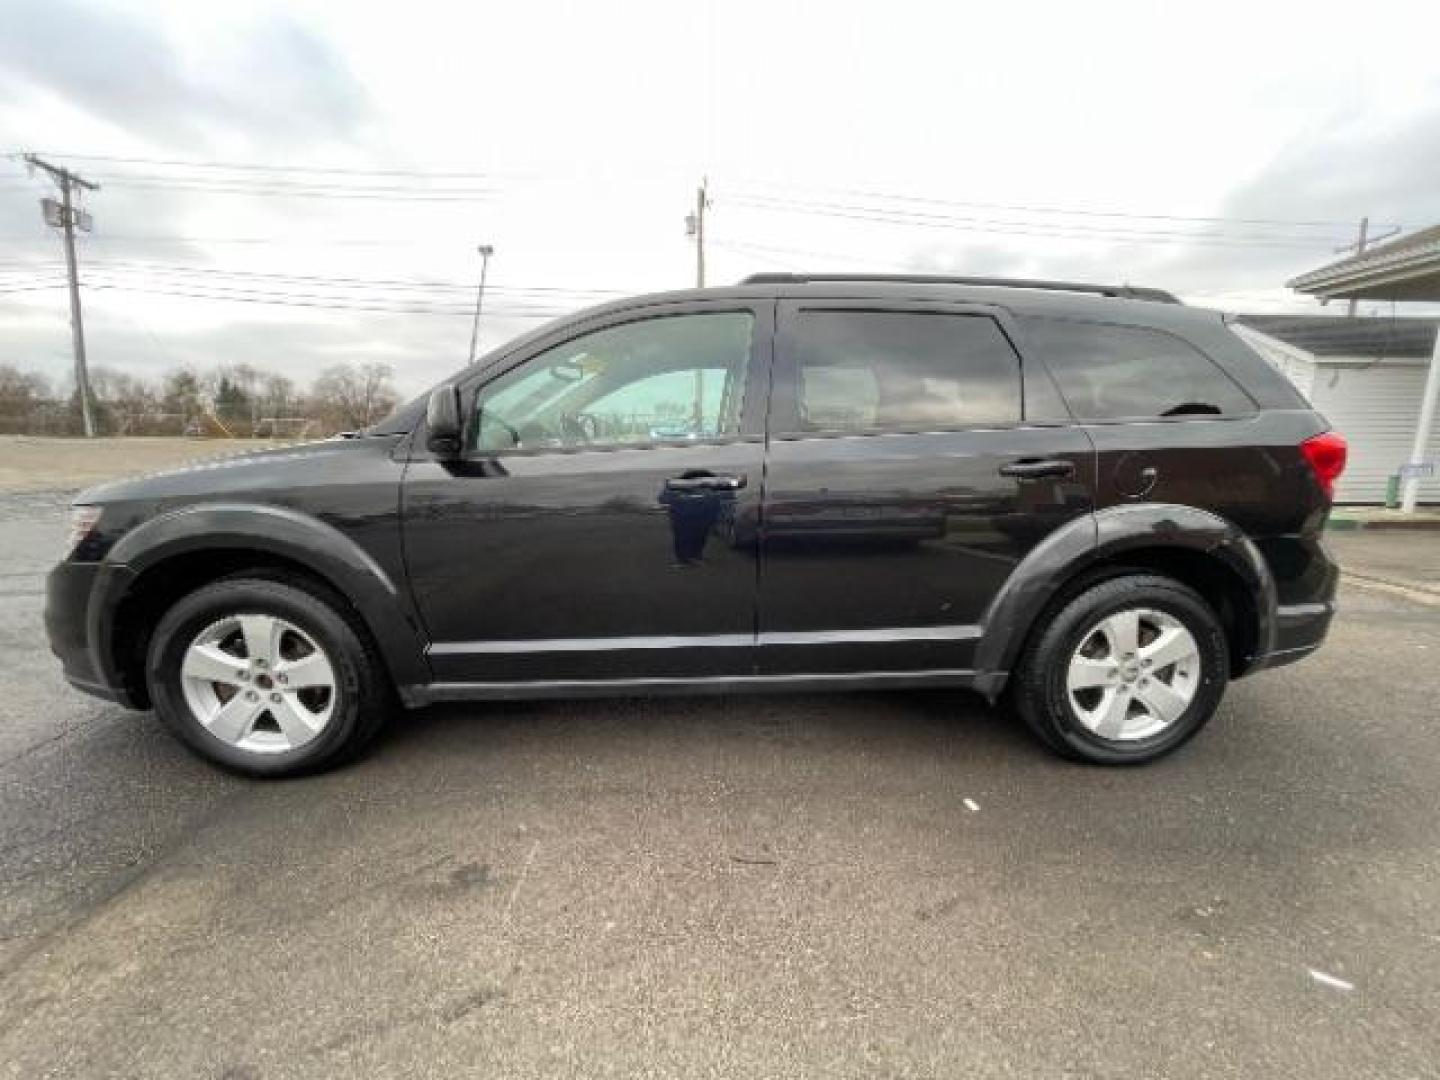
[683,179,710,428]
[467,244,494,365]
[1345,218,1369,318]
[686,178,709,288]
[1333,217,1398,318]
[25,154,99,436]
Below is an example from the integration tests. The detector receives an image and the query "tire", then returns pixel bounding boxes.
[1010,574,1228,765]
[146,573,390,777]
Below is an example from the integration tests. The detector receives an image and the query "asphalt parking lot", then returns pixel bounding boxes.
[2,487,1438,1079]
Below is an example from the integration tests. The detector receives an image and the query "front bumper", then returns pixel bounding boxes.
[45,560,144,709]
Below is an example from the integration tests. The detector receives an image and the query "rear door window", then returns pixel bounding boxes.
[787,310,1021,433]
[1022,318,1254,420]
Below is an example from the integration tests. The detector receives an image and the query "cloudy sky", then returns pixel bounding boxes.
[2,0,1438,397]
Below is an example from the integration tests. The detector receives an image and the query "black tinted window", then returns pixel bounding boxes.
[1024,318,1253,420]
[792,311,1020,432]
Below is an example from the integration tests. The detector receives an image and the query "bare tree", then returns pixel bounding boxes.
[358,362,398,427]
[0,364,52,433]
[161,368,205,418]
[219,363,266,424]
[307,362,399,433]
[85,367,158,432]
[258,372,297,419]
[0,363,49,410]
[89,367,157,411]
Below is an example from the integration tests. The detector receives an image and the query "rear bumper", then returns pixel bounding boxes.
[1249,600,1335,673]
[45,560,144,709]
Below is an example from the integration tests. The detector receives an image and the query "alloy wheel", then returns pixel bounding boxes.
[179,613,337,754]
[1064,607,1202,741]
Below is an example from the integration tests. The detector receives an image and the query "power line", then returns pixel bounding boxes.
[0,282,68,295]
[79,259,631,297]
[725,178,1393,232]
[12,151,510,181]
[723,193,1350,249]
[25,156,1383,231]
[1,234,494,250]
[711,238,917,272]
[85,281,578,319]
[83,171,496,192]
[94,179,499,202]
[82,277,566,310]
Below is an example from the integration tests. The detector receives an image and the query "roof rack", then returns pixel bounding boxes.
[737,272,1181,305]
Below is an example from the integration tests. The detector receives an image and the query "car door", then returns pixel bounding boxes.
[757,299,1096,675]
[402,301,772,685]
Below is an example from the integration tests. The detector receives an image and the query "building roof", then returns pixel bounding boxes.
[1287,223,1440,301]
[1234,314,1440,359]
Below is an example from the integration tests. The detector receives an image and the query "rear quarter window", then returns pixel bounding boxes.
[1020,317,1256,421]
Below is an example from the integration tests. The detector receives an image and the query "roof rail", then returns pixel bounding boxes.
[737,272,1181,304]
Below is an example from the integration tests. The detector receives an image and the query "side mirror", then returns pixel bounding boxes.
[425,385,463,458]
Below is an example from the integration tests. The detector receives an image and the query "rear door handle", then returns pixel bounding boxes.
[999,459,1075,480]
[664,473,747,492]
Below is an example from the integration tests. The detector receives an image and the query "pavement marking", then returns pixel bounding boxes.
[502,840,541,925]
[1308,969,1355,992]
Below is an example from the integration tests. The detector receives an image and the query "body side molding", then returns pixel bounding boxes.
[405,667,976,705]
[428,624,982,656]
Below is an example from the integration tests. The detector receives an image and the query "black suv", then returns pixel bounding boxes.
[45,274,1346,776]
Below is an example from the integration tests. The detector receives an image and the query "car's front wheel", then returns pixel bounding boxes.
[1010,574,1229,765]
[147,574,389,776]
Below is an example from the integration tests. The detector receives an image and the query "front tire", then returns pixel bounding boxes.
[1011,574,1228,765]
[147,574,389,776]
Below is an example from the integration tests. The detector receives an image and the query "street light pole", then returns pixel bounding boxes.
[467,244,495,365]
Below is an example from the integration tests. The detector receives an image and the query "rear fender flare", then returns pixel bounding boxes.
[972,504,1277,696]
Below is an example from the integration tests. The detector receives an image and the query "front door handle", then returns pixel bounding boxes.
[999,458,1076,480]
[664,473,747,493]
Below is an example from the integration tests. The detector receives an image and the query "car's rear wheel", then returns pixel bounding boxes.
[147,574,389,776]
[1010,574,1229,765]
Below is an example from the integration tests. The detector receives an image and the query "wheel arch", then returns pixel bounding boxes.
[973,504,1278,697]
[92,503,431,708]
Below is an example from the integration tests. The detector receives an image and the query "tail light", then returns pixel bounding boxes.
[1300,431,1348,500]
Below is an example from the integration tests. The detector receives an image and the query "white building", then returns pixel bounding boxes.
[1234,315,1440,505]
[1285,223,1440,511]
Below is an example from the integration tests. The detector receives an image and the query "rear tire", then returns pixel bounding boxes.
[1010,574,1228,765]
[147,574,389,777]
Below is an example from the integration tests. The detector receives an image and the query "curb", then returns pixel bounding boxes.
[1342,571,1440,608]
[1326,517,1366,531]
[1327,514,1440,532]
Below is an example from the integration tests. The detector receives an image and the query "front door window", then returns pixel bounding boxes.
[473,312,753,453]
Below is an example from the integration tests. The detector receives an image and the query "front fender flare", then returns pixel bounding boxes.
[972,503,1277,697]
[91,502,431,695]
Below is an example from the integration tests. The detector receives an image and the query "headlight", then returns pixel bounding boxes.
[66,505,102,557]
